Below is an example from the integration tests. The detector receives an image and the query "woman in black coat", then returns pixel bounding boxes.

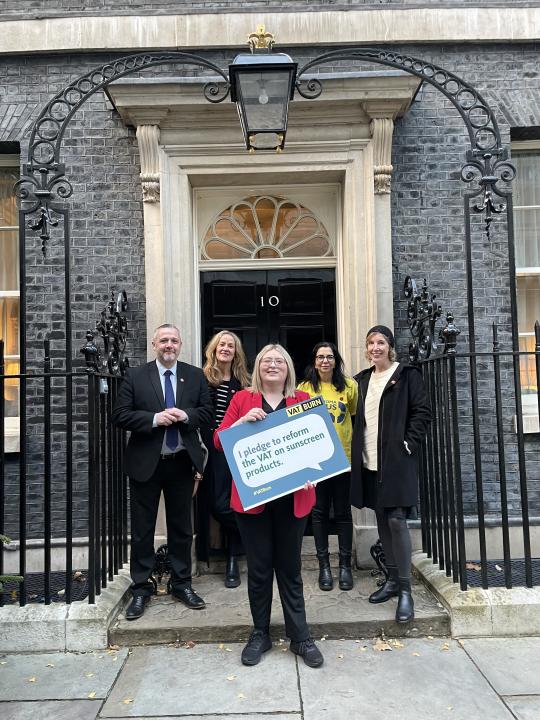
[198,330,251,588]
[351,325,431,623]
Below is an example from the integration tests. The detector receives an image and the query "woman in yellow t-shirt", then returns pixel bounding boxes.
[298,342,358,591]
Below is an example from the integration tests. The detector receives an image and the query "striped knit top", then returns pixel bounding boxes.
[214,380,232,428]
[363,362,399,471]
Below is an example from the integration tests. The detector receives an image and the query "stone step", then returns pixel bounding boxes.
[109,569,450,646]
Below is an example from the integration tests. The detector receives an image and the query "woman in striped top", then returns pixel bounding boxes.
[199,331,250,588]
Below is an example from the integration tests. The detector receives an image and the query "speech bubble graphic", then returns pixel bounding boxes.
[233,414,334,488]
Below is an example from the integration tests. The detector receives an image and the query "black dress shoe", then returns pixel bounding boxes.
[172,586,206,609]
[225,556,241,588]
[126,595,149,621]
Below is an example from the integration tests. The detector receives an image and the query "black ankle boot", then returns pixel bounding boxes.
[369,565,399,604]
[225,555,241,588]
[317,554,333,591]
[338,554,353,591]
[396,578,414,623]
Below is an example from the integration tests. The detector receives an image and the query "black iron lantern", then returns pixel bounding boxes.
[229,26,297,153]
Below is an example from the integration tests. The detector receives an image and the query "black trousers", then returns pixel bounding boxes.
[235,494,310,642]
[129,451,194,597]
[311,471,353,558]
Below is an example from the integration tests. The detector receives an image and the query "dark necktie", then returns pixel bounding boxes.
[164,370,178,451]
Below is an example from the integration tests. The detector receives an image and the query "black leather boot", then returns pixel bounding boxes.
[317,553,333,591]
[225,555,241,588]
[338,554,353,591]
[369,565,399,604]
[396,577,414,623]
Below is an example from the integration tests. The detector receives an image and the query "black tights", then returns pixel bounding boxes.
[375,507,412,580]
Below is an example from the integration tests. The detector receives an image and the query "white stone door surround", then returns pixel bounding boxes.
[107,71,420,559]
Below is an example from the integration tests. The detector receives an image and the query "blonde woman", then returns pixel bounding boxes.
[215,344,323,669]
[198,331,250,588]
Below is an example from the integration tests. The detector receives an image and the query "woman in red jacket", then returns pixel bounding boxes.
[215,343,323,669]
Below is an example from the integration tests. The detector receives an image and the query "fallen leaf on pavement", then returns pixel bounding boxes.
[218,643,224,650]
[46,663,55,668]
[373,638,392,652]
[182,641,196,649]
[389,639,404,648]
[441,642,450,651]
[237,693,246,699]
[427,635,434,640]
[412,652,421,657]
[88,692,96,699]
[85,673,94,678]
[337,654,344,659]
[226,675,237,681]
[27,677,37,683]
[123,698,133,704]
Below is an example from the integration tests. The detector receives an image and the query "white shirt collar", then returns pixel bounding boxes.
[156,359,176,376]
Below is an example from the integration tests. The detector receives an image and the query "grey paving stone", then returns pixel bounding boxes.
[0,649,128,701]
[100,643,301,717]
[0,699,100,720]
[298,639,514,720]
[504,696,540,720]
[461,638,540,695]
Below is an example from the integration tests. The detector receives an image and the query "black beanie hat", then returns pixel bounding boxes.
[366,325,395,348]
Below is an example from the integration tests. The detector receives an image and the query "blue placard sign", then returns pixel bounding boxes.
[219,395,350,511]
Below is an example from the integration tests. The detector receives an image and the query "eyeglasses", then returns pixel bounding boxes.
[316,354,335,362]
[261,357,286,367]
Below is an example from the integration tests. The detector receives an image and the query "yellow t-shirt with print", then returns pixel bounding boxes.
[297,377,358,462]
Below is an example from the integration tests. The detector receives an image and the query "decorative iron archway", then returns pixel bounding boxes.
[14,48,522,540]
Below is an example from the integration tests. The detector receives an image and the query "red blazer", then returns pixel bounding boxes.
[214,389,316,517]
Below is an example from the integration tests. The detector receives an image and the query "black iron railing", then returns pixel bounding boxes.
[0,342,128,606]
[407,278,540,590]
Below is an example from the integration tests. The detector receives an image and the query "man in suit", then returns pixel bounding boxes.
[112,324,213,620]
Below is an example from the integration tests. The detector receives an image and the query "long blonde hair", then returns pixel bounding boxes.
[250,344,297,398]
[203,330,250,387]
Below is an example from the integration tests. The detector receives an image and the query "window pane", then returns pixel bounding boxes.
[517,276,540,393]
[0,229,19,290]
[514,151,540,270]
[513,152,540,207]
[1,297,19,417]
[3,359,19,417]
[0,167,19,227]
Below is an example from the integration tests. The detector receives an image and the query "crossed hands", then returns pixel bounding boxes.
[155,407,188,426]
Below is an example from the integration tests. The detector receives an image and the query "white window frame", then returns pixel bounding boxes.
[512,139,540,433]
[0,153,20,452]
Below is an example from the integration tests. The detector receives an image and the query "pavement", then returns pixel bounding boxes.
[1,637,540,719]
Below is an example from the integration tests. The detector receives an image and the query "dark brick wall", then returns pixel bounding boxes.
[1,39,539,542]
[0,0,537,21]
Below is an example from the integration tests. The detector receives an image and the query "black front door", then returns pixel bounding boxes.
[201,269,336,378]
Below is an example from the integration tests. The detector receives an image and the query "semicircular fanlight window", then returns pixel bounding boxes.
[201,195,334,261]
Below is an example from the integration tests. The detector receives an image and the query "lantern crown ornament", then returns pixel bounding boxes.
[229,25,297,153]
